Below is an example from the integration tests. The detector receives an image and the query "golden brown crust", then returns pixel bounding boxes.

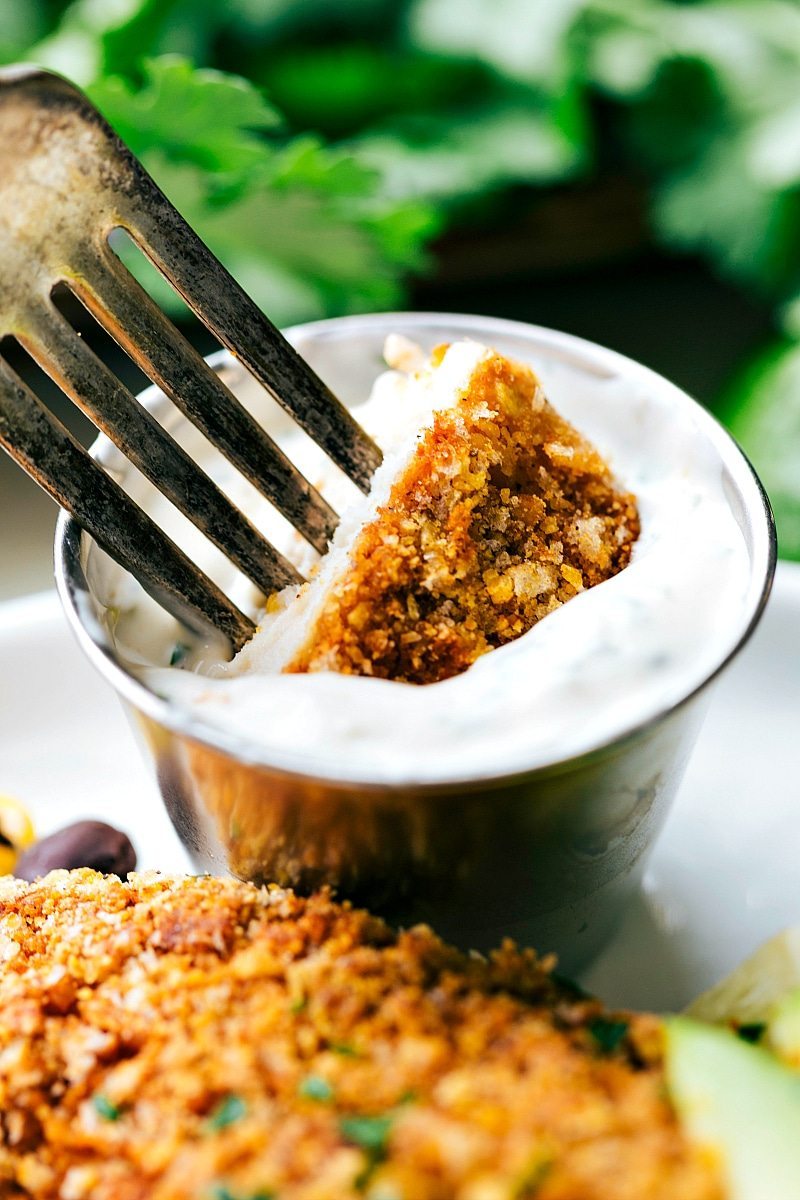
[287,349,639,684]
[0,871,720,1200]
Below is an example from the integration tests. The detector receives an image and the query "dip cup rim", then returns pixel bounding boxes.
[54,311,777,792]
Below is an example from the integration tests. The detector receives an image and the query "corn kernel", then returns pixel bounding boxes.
[561,563,584,591]
[0,795,35,875]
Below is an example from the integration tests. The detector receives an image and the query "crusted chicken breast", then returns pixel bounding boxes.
[0,871,720,1200]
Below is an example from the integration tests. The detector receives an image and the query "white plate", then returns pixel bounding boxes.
[0,566,798,1012]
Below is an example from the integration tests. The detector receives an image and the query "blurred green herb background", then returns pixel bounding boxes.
[3,0,800,556]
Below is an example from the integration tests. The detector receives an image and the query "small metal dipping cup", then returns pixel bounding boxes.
[55,314,776,973]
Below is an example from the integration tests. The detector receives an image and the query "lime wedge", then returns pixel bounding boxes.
[687,928,800,1027]
[767,989,800,1070]
[666,1017,800,1200]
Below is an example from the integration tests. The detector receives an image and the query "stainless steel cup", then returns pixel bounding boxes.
[55,313,776,973]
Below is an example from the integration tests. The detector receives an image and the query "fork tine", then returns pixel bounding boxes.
[70,247,339,554]
[0,356,255,651]
[0,67,380,649]
[20,303,303,596]
[125,196,383,493]
[0,68,382,495]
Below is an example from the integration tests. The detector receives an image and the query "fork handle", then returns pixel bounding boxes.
[0,358,255,652]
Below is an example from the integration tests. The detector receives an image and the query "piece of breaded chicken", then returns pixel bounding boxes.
[0,871,720,1200]
[285,345,639,684]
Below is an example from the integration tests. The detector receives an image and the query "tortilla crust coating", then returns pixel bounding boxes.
[287,348,639,684]
[0,871,720,1200]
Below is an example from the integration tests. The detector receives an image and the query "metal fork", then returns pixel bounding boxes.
[0,66,382,652]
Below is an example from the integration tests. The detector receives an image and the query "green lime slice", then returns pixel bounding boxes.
[687,927,800,1027]
[666,1017,800,1199]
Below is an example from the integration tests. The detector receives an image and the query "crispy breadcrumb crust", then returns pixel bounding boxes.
[287,348,639,684]
[0,871,720,1200]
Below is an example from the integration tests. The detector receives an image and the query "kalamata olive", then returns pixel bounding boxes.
[14,820,136,881]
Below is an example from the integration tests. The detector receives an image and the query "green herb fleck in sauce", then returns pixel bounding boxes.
[170,641,191,667]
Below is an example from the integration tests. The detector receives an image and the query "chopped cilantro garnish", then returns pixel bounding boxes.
[92,1094,121,1122]
[515,1157,552,1197]
[588,1017,629,1053]
[737,1022,767,1044]
[211,1188,274,1200]
[299,1074,334,1102]
[330,1041,360,1057]
[339,1113,393,1155]
[341,1114,393,1191]
[207,1094,247,1131]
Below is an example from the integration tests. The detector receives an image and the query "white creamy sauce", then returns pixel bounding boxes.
[100,335,753,785]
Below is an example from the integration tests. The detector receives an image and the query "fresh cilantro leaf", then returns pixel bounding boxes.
[89,58,438,324]
[0,0,50,65]
[259,43,485,140]
[586,0,800,303]
[224,0,400,45]
[410,0,590,92]
[652,137,795,293]
[352,99,586,208]
[89,56,281,174]
[721,337,800,560]
[14,0,800,518]
[782,292,800,338]
[31,0,193,86]
[127,152,425,322]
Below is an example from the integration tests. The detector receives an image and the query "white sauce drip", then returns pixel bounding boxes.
[100,333,754,785]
